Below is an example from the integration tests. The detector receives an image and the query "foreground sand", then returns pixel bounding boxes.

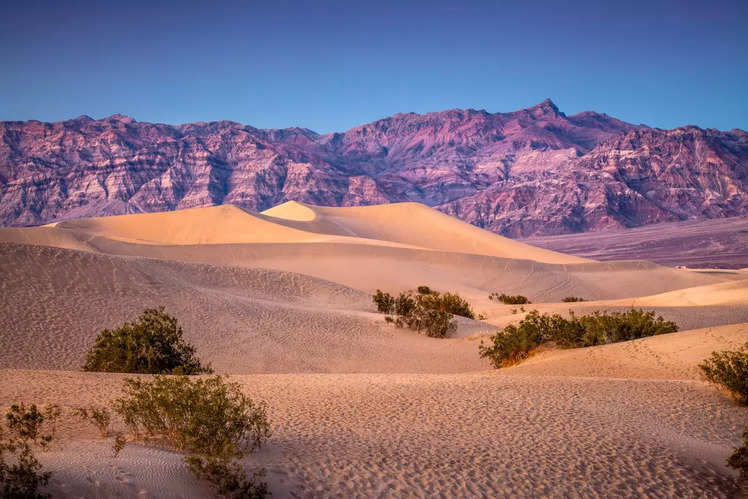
[1,367,745,497]
[2,325,747,497]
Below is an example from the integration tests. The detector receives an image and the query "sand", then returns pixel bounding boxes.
[1,202,747,497]
[0,363,746,497]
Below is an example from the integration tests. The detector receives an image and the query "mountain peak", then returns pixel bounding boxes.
[106,113,135,123]
[527,98,563,118]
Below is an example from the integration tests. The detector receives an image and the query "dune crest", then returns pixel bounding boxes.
[262,201,590,263]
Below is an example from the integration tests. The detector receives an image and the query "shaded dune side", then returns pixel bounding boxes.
[0,243,488,373]
[261,201,590,263]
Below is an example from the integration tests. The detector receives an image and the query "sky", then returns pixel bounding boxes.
[1,0,746,133]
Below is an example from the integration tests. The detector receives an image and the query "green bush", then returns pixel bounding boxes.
[186,456,268,499]
[478,322,543,368]
[489,293,530,305]
[728,427,747,482]
[575,309,678,346]
[561,296,586,302]
[373,290,395,314]
[699,343,748,405]
[428,292,475,319]
[83,307,213,374]
[480,308,679,368]
[373,287,478,337]
[114,375,270,498]
[73,406,112,437]
[0,404,60,499]
[410,305,457,338]
[394,292,416,317]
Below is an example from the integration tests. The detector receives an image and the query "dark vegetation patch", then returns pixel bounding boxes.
[0,403,60,499]
[700,342,748,405]
[113,375,270,498]
[373,286,475,338]
[479,309,678,368]
[489,293,530,305]
[561,296,586,302]
[83,307,212,375]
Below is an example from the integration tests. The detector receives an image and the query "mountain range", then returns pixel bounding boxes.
[1,99,746,236]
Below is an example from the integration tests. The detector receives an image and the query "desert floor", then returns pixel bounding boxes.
[1,201,746,497]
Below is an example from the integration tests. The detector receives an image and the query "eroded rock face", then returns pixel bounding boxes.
[1,100,746,236]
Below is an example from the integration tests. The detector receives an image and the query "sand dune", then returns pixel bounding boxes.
[622,279,748,307]
[262,201,589,263]
[505,323,748,380]
[84,240,744,302]
[1,202,587,264]
[1,201,747,497]
[0,243,490,373]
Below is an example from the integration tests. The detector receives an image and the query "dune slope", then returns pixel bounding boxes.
[261,201,590,263]
[0,243,489,373]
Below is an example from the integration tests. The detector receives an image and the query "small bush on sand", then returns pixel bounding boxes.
[374,287,476,338]
[373,290,395,314]
[83,307,212,374]
[561,296,586,302]
[114,375,270,498]
[728,427,747,484]
[429,292,475,320]
[478,322,543,367]
[480,309,678,368]
[73,406,112,437]
[489,293,531,305]
[394,292,416,317]
[408,305,457,338]
[0,404,60,499]
[699,343,748,405]
[575,309,678,346]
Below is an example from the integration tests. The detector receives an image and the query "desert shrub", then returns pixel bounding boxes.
[114,375,270,497]
[0,404,60,499]
[699,343,748,405]
[489,293,530,305]
[561,296,586,302]
[374,287,477,337]
[394,292,416,317]
[423,293,475,319]
[481,308,679,368]
[479,318,545,367]
[372,290,395,314]
[186,456,269,499]
[411,306,457,338]
[576,309,678,346]
[73,406,112,437]
[83,307,212,374]
[728,427,747,481]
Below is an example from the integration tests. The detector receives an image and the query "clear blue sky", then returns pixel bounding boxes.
[1,0,746,132]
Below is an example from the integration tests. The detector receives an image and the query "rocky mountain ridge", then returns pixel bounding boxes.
[1,99,746,236]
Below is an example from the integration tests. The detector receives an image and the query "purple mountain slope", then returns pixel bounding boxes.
[1,99,746,236]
